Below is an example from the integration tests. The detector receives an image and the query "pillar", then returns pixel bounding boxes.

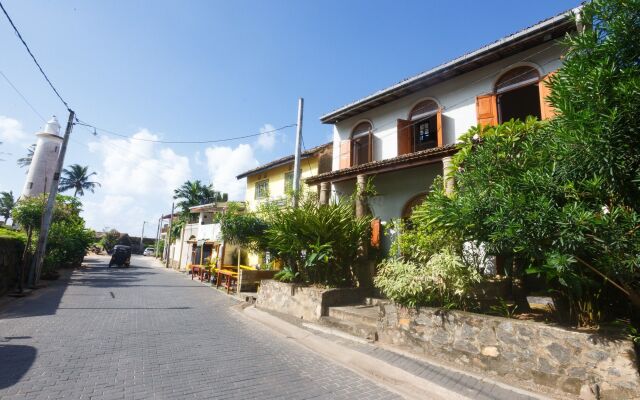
[355,174,367,218]
[442,156,454,195]
[319,182,330,205]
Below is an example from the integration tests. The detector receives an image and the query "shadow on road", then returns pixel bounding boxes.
[0,344,36,389]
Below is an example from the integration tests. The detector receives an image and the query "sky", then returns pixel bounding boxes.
[0,0,579,237]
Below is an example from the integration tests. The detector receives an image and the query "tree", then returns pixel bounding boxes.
[100,229,120,253]
[17,144,35,169]
[0,191,16,223]
[173,180,227,214]
[58,164,101,197]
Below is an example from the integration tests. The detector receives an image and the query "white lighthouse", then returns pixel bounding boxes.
[21,116,63,198]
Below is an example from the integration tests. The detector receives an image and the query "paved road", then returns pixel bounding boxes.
[0,256,400,400]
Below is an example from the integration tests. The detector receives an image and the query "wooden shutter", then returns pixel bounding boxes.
[476,94,497,126]
[539,71,557,120]
[436,108,443,147]
[370,218,381,248]
[339,139,351,169]
[397,119,412,155]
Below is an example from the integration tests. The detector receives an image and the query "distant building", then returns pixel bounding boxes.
[21,116,62,198]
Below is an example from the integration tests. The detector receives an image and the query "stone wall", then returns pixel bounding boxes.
[0,236,25,296]
[257,280,366,320]
[238,270,277,292]
[378,304,640,399]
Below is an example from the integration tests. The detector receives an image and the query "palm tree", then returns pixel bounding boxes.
[173,180,227,214]
[0,191,16,223]
[58,164,101,197]
[17,144,35,169]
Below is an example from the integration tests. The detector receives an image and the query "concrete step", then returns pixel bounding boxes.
[328,305,379,327]
[318,316,378,341]
[364,297,389,306]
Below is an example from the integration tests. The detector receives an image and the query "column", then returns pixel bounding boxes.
[355,174,367,218]
[319,181,330,205]
[442,156,454,195]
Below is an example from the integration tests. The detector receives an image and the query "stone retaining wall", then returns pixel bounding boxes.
[0,236,24,295]
[378,304,640,399]
[238,270,277,292]
[257,280,366,320]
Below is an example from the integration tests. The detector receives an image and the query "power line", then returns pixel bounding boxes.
[0,70,47,122]
[0,1,71,111]
[75,119,297,144]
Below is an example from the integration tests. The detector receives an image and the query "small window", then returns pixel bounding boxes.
[255,179,269,199]
[28,182,33,189]
[54,146,58,153]
[495,66,541,123]
[409,100,439,152]
[351,122,372,166]
[284,171,294,193]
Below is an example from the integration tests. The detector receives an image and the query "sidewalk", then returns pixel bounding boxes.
[239,304,562,400]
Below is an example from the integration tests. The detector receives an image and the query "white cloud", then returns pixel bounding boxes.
[0,116,27,143]
[256,123,277,151]
[83,128,191,234]
[204,143,258,201]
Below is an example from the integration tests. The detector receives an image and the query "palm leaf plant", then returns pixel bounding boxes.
[58,164,101,197]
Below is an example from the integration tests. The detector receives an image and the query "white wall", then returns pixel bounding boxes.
[331,42,566,170]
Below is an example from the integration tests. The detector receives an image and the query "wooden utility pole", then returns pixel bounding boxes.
[29,110,75,287]
[165,202,174,268]
[292,98,304,207]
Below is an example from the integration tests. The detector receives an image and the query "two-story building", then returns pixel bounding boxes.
[236,142,332,212]
[307,7,581,250]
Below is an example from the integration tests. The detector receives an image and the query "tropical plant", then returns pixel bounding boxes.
[100,229,120,253]
[173,180,227,214]
[220,212,269,252]
[58,164,101,197]
[17,144,35,169]
[261,195,370,286]
[375,247,482,310]
[0,190,16,223]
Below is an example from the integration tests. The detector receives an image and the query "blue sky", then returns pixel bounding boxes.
[0,0,579,235]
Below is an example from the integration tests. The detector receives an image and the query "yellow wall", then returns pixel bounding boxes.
[245,157,320,212]
[243,157,320,268]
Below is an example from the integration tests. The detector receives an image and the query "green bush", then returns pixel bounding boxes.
[261,195,369,287]
[375,247,481,309]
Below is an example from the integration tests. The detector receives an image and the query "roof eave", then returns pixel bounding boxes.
[320,6,581,124]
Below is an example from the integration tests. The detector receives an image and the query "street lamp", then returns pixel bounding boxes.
[140,221,148,254]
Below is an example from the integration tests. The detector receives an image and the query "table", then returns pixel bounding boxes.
[215,269,239,294]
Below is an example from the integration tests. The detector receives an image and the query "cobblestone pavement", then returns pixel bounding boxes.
[0,256,400,400]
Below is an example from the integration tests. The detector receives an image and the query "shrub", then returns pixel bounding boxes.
[262,195,369,287]
[375,247,481,310]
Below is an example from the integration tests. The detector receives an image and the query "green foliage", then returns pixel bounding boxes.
[261,195,370,286]
[0,226,26,243]
[16,144,34,169]
[100,229,120,252]
[173,180,228,214]
[489,298,518,319]
[273,266,299,283]
[58,164,101,197]
[374,247,481,309]
[12,194,83,229]
[44,218,94,271]
[220,212,269,251]
[0,190,16,223]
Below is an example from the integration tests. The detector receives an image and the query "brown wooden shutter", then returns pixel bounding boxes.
[397,119,412,155]
[539,71,557,120]
[436,108,443,147]
[339,139,351,169]
[476,94,497,126]
[370,218,381,248]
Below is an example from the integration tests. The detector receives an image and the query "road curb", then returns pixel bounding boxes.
[240,305,471,400]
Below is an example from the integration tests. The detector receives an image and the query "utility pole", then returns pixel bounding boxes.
[139,221,147,254]
[154,216,162,258]
[29,110,75,287]
[165,202,174,269]
[292,97,304,208]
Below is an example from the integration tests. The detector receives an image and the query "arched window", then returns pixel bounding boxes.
[351,122,372,166]
[409,100,439,152]
[401,193,427,220]
[495,66,541,123]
